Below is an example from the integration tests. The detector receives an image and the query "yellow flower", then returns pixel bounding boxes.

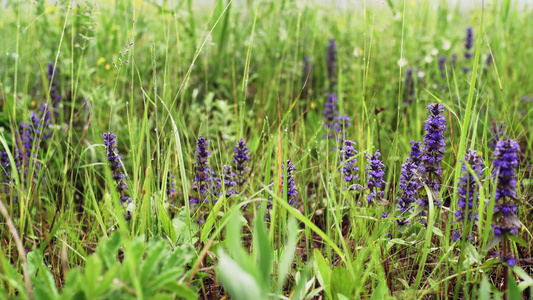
[97,57,105,65]
[105,63,111,70]
[310,101,316,109]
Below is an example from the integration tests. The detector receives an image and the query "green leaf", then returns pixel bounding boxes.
[253,207,272,287]
[140,239,167,284]
[277,217,298,295]
[512,266,533,292]
[161,281,198,300]
[507,234,528,248]
[479,274,491,300]
[331,266,354,300]
[507,271,521,299]
[313,249,332,299]
[159,204,177,242]
[201,193,224,241]
[83,255,103,298]
[173,209,199,244]
[217,250,264,300]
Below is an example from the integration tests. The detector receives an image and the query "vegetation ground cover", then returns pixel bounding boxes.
[0,0,532,299]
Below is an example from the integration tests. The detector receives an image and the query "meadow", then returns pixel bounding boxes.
[0,0,532,299]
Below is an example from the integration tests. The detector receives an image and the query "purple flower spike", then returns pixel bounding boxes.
[396,141,424,225]
[282,159,298,207]
[493,140,519,201]
[453,150,484,242]
[192,136,219,203]
[323,93,338,130]
[456,150,484,222]
[490,139,522,266]
[339,140,361,191]
[464,27,474,59]
[166,170,175,197]
[233,138,249,188]
[366,151,386,203]
[404,68,415,104]
[327,39,337,89]
[419,103,446,208]
[438,56,446,78]
[489,121,506,150]
[103,132,132,207]
[222,164,236,198]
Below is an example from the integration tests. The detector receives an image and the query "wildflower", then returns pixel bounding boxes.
[419,103,446,207]
[404,68,415,103]
[491,139,521,265]
[0,150,12,197]
[395,141,424,225]
[166,170,175,198]
[489,121,506,150]
[334,114,351,140]
[438,56,446,78]
[366,151,386,203]
[486,52,493,67]
[233,138,249,189]
[464,27,474,59]
[191,135,218,203]
[282,159,298,207]
[222,164,236,198]
[339,140,361,191]
[103,132,131,204]
[396,158,420,214]
[327,39,337,89]
[323,93,338,130]
[453,150,484,242]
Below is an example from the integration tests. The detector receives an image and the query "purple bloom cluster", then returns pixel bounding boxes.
[327,39,337,89]
[489,121,506,150]
[222,164,236,198]
[464,27,474,59]
[396,141,423,224]
[491,140,521,265]
[490,139,521,267]
[339,140,361,191]
[323,93,338,130]
[486,52,493,67]
[438,56,446,78]
[453,150,484,242]
[233,138,249,189]
[166,170,175,198]
[323,93,351,140]
[404,68,415,103]
[0,150,12,198]
[419,103,446,207]
[102,132,131,205]
[190,136,219,204]
[282,159,298,207]
[366,151,386,203]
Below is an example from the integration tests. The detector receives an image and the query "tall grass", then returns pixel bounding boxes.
[0,0,532,299]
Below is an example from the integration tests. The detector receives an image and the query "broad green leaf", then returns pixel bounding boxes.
[507,271,521,299]
[313,249,332,299]
[140,239,167,284]
[161,281,198,300]
[331,266,354,300]
[512,266,533,292]
[253,207,272,287]
[217,250,264,300]
[479,274,491,300]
